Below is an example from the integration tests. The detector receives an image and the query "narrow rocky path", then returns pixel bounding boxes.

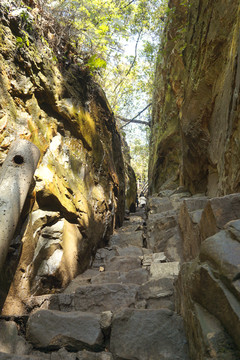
[0,197,190,360]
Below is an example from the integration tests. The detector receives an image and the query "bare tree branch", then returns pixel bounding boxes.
[120,0,137,10]
[113,27,142,94]
[116,115,150,126]
[119,103,152,129]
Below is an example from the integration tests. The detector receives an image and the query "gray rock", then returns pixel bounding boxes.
[110,308,189,360]
[63,269,99,293]
[109,231,143,248]
[91,268,148,285]
[114,245,143,257]
[150,262,180,279]
[50,348,76,360]
[200,230,240,282]
[124,268,149,285]
[226,219,240,242]
[138,278,174,310]
[76,351,113,359]
[73,283,139,313]
[26,310,104,351]
[138,278,174,300]
[90,271,122,284]
[0,320,31,355]
[105,256,141,272]
[0,353,49,360]
[147,196,173,214]
[100,311,112,331]
[92,248,117,269]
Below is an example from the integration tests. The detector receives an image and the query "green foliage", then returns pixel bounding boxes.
[129,138,149,183]
[16,31,30,47]
[33,0,175,176]
[87,54,107,74]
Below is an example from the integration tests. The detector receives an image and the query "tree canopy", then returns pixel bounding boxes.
[36,0,168,179]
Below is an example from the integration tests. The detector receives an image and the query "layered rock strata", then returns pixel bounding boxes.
[0,1,125,311]
[0,207,189,360]
[149,0,240,196]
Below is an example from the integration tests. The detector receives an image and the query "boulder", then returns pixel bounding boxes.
[150,262,180,279]
[0,320,31,355]
[199,194,240,242]
[73,284,139,313]
[104,256,141,272]
[109,231,143,248]
[110,308,189,360]
[26,310,104,351]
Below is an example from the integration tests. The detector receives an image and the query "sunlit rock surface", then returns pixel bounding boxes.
[0,1,125,313]
[149,0,240,196]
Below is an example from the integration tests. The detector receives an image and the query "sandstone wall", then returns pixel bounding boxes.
[0,1,125,314]
[149,0,240,196]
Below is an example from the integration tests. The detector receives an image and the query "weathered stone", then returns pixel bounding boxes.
[26,310,104,351]
[147,196,173,214]
[200,230,240,283]
[109,232,143,248]
[0,353,49,360]
[176,260,240,354]
[138,278,174,310]
[226,220,240,243]
[199,194,240,242]
[192,303,240,360]
[0,0,126,307]
[150,262,180,279]
[0,139,40,271]
[91,268,148,285]
[63,269,99,293]
[0,320,31,355]
[152,252,167,262]
[90,271,122,285]
[114,245,143,257]
[142,252,167,267]
[178,202,202,261]
[104,256,141,272]
[124,268,149,285]
[76,351,113,360]
[146,211,183,261]
[138,278,174,300]
[110,308,189,360]
[72,283,139,313]
[50,348,76,360]
[92,248,117,269]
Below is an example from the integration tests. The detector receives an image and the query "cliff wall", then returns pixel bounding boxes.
[149,0,240,196]
[0,1,125,313]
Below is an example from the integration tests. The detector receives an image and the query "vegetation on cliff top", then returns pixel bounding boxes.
[5,0,171,182]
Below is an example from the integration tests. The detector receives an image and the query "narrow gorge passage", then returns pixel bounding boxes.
[0,191,191,360]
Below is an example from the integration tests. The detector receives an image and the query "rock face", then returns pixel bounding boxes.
[0,1,125,312]
[176,194,240,359]
[0,207,190,360]
[149,0,240,196]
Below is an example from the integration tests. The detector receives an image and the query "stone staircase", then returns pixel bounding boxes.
[0,195,190,360]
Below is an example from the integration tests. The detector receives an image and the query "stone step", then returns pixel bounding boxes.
[90,269,149,286]
[18,307,189,360]
[138,277,175,310]
[92,246,146,269]
[150,261,180,279]
[26,309,107,352]
[49,283,140,313]
[110,308,189,360]
[146,210,183,262]
[0,350,114,360]
[64,268,149,291]
[0,353,47,360]
[104,256,142,272]
[109,231,143,248]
